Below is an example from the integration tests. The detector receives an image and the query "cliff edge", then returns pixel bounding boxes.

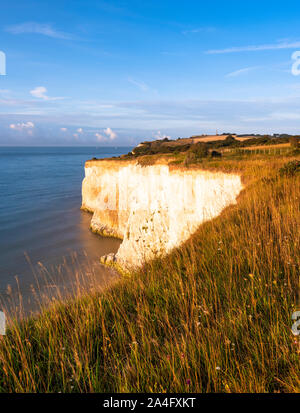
[82,158,243,269]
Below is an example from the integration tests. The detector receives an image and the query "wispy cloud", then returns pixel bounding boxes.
[242,111,300,122]
[206,40,300,54]
[5,22,72,39]
[0,89,11,95]
[182,27,215,35]
[225,66,259,77]
[30,86,65,101]
[128,77,149,92]
[160,51,185,57]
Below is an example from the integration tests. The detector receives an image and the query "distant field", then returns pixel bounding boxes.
[192,135,273,142]
[191,135,230,143]
[223,143,292,155]
[161,135,265,145]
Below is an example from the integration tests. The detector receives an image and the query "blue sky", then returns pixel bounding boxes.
[1,0,300,145]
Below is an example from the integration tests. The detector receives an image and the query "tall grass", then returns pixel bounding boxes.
[0,156,299,392]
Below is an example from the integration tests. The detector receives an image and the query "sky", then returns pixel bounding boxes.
[1,0,300,145]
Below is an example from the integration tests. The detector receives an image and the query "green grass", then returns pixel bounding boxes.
[0,156,299,392]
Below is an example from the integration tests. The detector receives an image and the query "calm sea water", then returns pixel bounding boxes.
[0,146,131,314]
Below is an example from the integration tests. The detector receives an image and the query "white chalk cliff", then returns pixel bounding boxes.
[82,159,243,269]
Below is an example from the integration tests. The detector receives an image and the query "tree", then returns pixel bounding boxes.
[225,134,236,143]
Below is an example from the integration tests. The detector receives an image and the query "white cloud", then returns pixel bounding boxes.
[128,77,149,92]
[5,22,71,39]
[30,86,64,101]
[104,127,117,140]
[30,86,48,100]
[10,121,35,131]
[73,133,79,139]
[77,127,83,133]
[206,40,300,54]
[153,130,170,140]
[60,127,67,131]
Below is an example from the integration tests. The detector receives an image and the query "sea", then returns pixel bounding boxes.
[0,146,131,316]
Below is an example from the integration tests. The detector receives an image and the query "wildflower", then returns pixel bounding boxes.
[249,273,254,279]
[186,379,191,385]
[216,366,221,371]
[225,383,230,392]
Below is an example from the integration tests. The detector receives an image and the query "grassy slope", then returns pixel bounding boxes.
[0,155,299,393]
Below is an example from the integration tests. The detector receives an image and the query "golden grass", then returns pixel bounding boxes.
[0,156,299,393]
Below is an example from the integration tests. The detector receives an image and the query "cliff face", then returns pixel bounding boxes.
[82,159,243,269]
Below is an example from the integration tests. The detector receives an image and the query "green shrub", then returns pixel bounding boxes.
[279,160,300,177]
[189,142,208,159]
[289,137,300,149]
[183,151,196,166]
[211,150,222,158]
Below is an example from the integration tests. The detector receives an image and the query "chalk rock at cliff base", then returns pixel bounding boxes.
[100,253,117,265]
[91,222,121,238]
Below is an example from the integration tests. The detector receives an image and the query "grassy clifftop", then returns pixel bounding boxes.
[0,155,299,392]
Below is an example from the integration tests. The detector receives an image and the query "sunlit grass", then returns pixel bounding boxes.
[0,156,299,393]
